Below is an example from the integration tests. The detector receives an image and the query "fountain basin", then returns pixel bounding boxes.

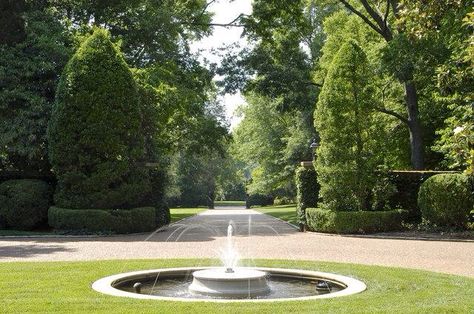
[92,267,366,302]
[189,268,270,297]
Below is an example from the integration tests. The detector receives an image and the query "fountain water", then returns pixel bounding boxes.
[188,223,271,297]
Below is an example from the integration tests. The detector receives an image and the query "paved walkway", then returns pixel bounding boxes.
[1,207,473,278]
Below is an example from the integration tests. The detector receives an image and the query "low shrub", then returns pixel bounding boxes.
[388,171,455,222]
[0,179,52,230]
[48,206,156,234]
[295,166,319,226]
[418,174,473,228]
[274,196,294,206]
[246,194,274,208]
[305,207,405,234]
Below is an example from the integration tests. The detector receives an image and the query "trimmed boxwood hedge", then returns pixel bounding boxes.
[48,206,156,234]
[418,174,473,228]
[305,207,405,234]
[0,179,52,230]
[295,166,319,226]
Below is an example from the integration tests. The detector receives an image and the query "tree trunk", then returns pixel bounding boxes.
[405,81,424,170]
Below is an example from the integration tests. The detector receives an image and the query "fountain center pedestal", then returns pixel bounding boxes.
[188,267,270,298]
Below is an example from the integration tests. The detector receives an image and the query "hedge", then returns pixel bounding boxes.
[246,194,274,208]
[0,179,52,230]
[418,174,473,228]
[305,207,405,234]
[295,166,319,226]
[48,206,156,234]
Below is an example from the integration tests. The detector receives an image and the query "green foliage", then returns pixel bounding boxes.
[0,179,52,230]
[140,168,170,226]
[315,40,380,211]
[169,151,223,208]
[418,174,474,228]
[295,166,319,225]
[305,207,405,234]
[246,194,274,208]
[0,3,72,171]
[52,0,212,67]
[431,10,474,175]
[397,1,473,172]
[48,206,156,234]
[48,28,149,209]
[273,196,294,206]
[233,94,306,198]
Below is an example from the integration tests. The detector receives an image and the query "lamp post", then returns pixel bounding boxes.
[310,138,318,161]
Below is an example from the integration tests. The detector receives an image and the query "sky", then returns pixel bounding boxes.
[190,0,253,130]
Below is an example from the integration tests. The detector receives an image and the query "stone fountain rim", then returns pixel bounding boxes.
[92,266,367,303]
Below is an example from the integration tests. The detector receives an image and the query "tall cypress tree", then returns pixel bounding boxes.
[314,40,379,211]
[48,28,149,209]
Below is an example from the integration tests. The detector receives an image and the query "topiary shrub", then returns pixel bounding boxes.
[295,166,319,227]
[48,28,149,209]
[305,207,405,234]
[48,206,156,234]
[314,40,381,211]
[418,174,473,228]
[0,179,52,230]
[246,194,274,208]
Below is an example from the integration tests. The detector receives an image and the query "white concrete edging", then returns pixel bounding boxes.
[92,267,366,303]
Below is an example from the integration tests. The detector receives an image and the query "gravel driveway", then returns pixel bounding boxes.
[1,207,472,278]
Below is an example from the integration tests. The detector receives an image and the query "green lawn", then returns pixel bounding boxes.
[170,207,208,223]
[254,204,297,226]
[0,259,472,313]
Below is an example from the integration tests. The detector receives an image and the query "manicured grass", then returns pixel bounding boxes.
[0,259,472,313]
[254,204,297,226]
[170,207,208,223]
[215,200,246,206]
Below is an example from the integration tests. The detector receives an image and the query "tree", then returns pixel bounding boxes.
[396,2,473,174]
[232,93,301,198]
[0,1,72,171]
[315,40,380,211]
[334,0,426,169]
[48,29,149,209]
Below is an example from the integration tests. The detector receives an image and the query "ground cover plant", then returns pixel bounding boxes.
[0,259,472,313]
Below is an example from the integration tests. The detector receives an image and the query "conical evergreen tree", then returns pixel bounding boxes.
[314,40,379,211]
[48,28,149,209]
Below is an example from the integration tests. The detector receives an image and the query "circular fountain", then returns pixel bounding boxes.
[92,222,366,301]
